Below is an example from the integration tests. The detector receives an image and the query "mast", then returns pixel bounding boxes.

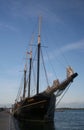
[37,16,41,94]
[28,33,34,97]
[23,65,27,99]
[28,51,32,97]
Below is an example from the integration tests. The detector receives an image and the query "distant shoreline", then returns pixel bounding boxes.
[56,108,84,111]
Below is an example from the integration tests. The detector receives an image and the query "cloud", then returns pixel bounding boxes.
[60,39,84,53]
[1,0,62,24]
[46,39,84,62]
[0,23,18,32]
[53,39,84,57]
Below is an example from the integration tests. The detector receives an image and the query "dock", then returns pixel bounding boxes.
[0,111,55,130]
[0,111,20,130]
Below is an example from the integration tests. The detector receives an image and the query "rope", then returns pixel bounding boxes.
[30,47,37,90]
[45,49,57,79]
[56,83,71,107]
[16,75,24,101]
[61,52,70,66]
[41,48,49,86]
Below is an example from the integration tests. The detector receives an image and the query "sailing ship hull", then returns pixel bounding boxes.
[13,93,56,122]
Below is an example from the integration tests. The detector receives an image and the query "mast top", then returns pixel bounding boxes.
[38,16,42,36]
[38,16,42,45]
[24,64,27,71]
[24,50,29,72]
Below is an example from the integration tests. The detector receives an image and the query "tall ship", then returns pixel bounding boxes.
[12,17,78,122]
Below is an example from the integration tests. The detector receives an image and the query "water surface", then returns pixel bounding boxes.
[18,110,84,130]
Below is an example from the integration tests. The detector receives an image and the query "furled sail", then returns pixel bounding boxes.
[44,66,78,95]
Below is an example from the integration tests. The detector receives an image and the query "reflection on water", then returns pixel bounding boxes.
[14,110,84,130]
[18,120,55,130]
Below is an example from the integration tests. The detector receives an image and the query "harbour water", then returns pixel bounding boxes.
[0,110,84,130]
[18,110,84,130]
[54,109,84,130]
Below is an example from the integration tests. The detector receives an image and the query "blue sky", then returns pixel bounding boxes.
[0,0,84,107]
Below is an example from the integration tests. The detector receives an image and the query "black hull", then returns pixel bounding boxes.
[13,93,56,122]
